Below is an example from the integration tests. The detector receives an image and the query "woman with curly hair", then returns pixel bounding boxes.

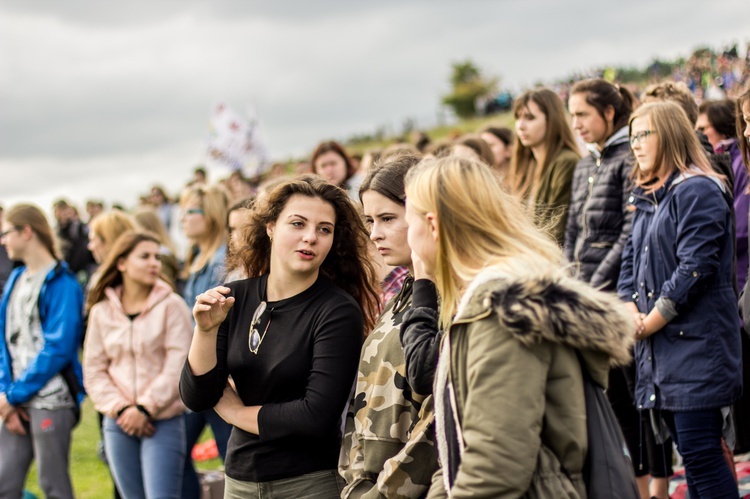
[180,175,380,498]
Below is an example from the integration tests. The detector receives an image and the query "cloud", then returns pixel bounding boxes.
[1,0,749,208]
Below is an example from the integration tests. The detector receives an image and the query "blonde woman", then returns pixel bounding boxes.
[618,102,741,498]
[88,211,138,265]
[508,88,581,245]
[178,184,232,499]
[404,157,633,497]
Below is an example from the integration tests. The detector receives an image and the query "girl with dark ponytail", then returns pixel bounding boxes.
[566,80,671,499]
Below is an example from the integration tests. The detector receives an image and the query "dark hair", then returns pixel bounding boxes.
[570,79,636,133]
[310,141,357,186]
[454,134,495,167]
[5,204,59,259]
[359,153,422,205]
[229,174,380,333]
[411,132,431,152]
[86,231,163,310]
[480,126,513,146]
[737,87,750,168]
[194,167,207,176]
[699,99,737,140]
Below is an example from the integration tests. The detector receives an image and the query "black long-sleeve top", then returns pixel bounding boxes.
[179,274,363,482]
[399,279,441,395]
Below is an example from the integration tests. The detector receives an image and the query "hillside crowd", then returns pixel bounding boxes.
[1,71,750,499]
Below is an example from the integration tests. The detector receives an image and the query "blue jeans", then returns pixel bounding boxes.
[182,409,233,499]
[662,409,739,499]
[104,415,186,499]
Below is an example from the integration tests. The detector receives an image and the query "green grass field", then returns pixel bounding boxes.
[24,400,222,498]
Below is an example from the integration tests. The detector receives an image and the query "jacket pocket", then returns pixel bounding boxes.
[656,319,717,384]
[525,444,581,498]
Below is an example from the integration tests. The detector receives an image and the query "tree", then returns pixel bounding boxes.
[442,60,498,119]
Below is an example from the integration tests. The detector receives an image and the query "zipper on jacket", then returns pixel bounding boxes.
[130,320,137,406]
[573,153,604,267]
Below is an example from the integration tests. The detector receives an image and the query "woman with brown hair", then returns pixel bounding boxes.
[311,140,364,199]
[180,174,379,498]
[618,101,741,498]
[134,209,180,288]
[508,88,581,245]
[84,231,192,499]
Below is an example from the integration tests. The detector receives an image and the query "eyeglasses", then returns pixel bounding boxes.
[185,208,205,216]
[630,130,656,147]
[249,301,272,354]
[0,227,19,238]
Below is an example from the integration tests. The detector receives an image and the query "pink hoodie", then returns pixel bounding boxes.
[84,279,193,420]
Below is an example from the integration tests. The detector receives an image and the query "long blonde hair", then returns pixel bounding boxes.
[405,157,565,329]
[629,101,718,194]
[180,185,229,273]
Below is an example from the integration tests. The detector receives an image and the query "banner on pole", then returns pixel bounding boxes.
[206,101,270,177]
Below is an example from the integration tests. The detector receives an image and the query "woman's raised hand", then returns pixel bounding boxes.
[193,286,235,333]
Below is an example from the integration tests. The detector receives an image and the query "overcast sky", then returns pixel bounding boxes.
[2,0,749,213]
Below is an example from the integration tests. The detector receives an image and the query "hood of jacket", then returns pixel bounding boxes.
[454,267,634,386]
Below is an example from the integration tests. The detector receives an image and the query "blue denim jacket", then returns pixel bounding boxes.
[618,172,742,411]
[183,244,227,311]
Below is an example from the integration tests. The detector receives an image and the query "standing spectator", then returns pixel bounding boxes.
[180,175,380,497]
[479,126,514,178]
[311,140,364,200]
[149,186,176,233]
[339,153,439,498]
[85,200,105,223]
[566,79,672,499]
[179,184,233,499]
[403,157,633,497]
[0,204,85,499]
[84,232,193,499]
[508,88,581,245]
[53,199,96,287]
[619,102,741,498]
[736,86,750,456]
[698,99,750,291]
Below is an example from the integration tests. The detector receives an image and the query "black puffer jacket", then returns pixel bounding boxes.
[564,130,634,291]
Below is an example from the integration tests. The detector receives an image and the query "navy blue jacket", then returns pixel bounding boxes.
[0,262,85,408]
[617,171,742,411]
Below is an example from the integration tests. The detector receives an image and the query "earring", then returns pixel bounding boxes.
[269,235,273,243]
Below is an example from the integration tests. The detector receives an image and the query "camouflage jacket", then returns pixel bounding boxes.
[339,283,438,498]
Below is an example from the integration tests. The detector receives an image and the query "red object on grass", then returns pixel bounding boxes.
[192,439,219,461]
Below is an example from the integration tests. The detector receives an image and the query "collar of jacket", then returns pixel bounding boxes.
[449,266,634,386]
[715,137,739,156]
[104,279,173,317]
[585,126,630,160]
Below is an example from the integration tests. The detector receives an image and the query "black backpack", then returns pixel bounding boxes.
[578,353,640,499]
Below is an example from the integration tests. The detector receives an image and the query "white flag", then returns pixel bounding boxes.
[206,101,270,177]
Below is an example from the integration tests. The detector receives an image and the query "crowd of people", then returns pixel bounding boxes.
[0,74,750,499]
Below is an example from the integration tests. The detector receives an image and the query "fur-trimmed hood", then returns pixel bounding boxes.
[453,267,634,387]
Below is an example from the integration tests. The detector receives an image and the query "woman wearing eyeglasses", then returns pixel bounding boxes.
[618,101,742,498]
[180,175,380,498]
[84,231,193,499]
[179,184,233,499]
